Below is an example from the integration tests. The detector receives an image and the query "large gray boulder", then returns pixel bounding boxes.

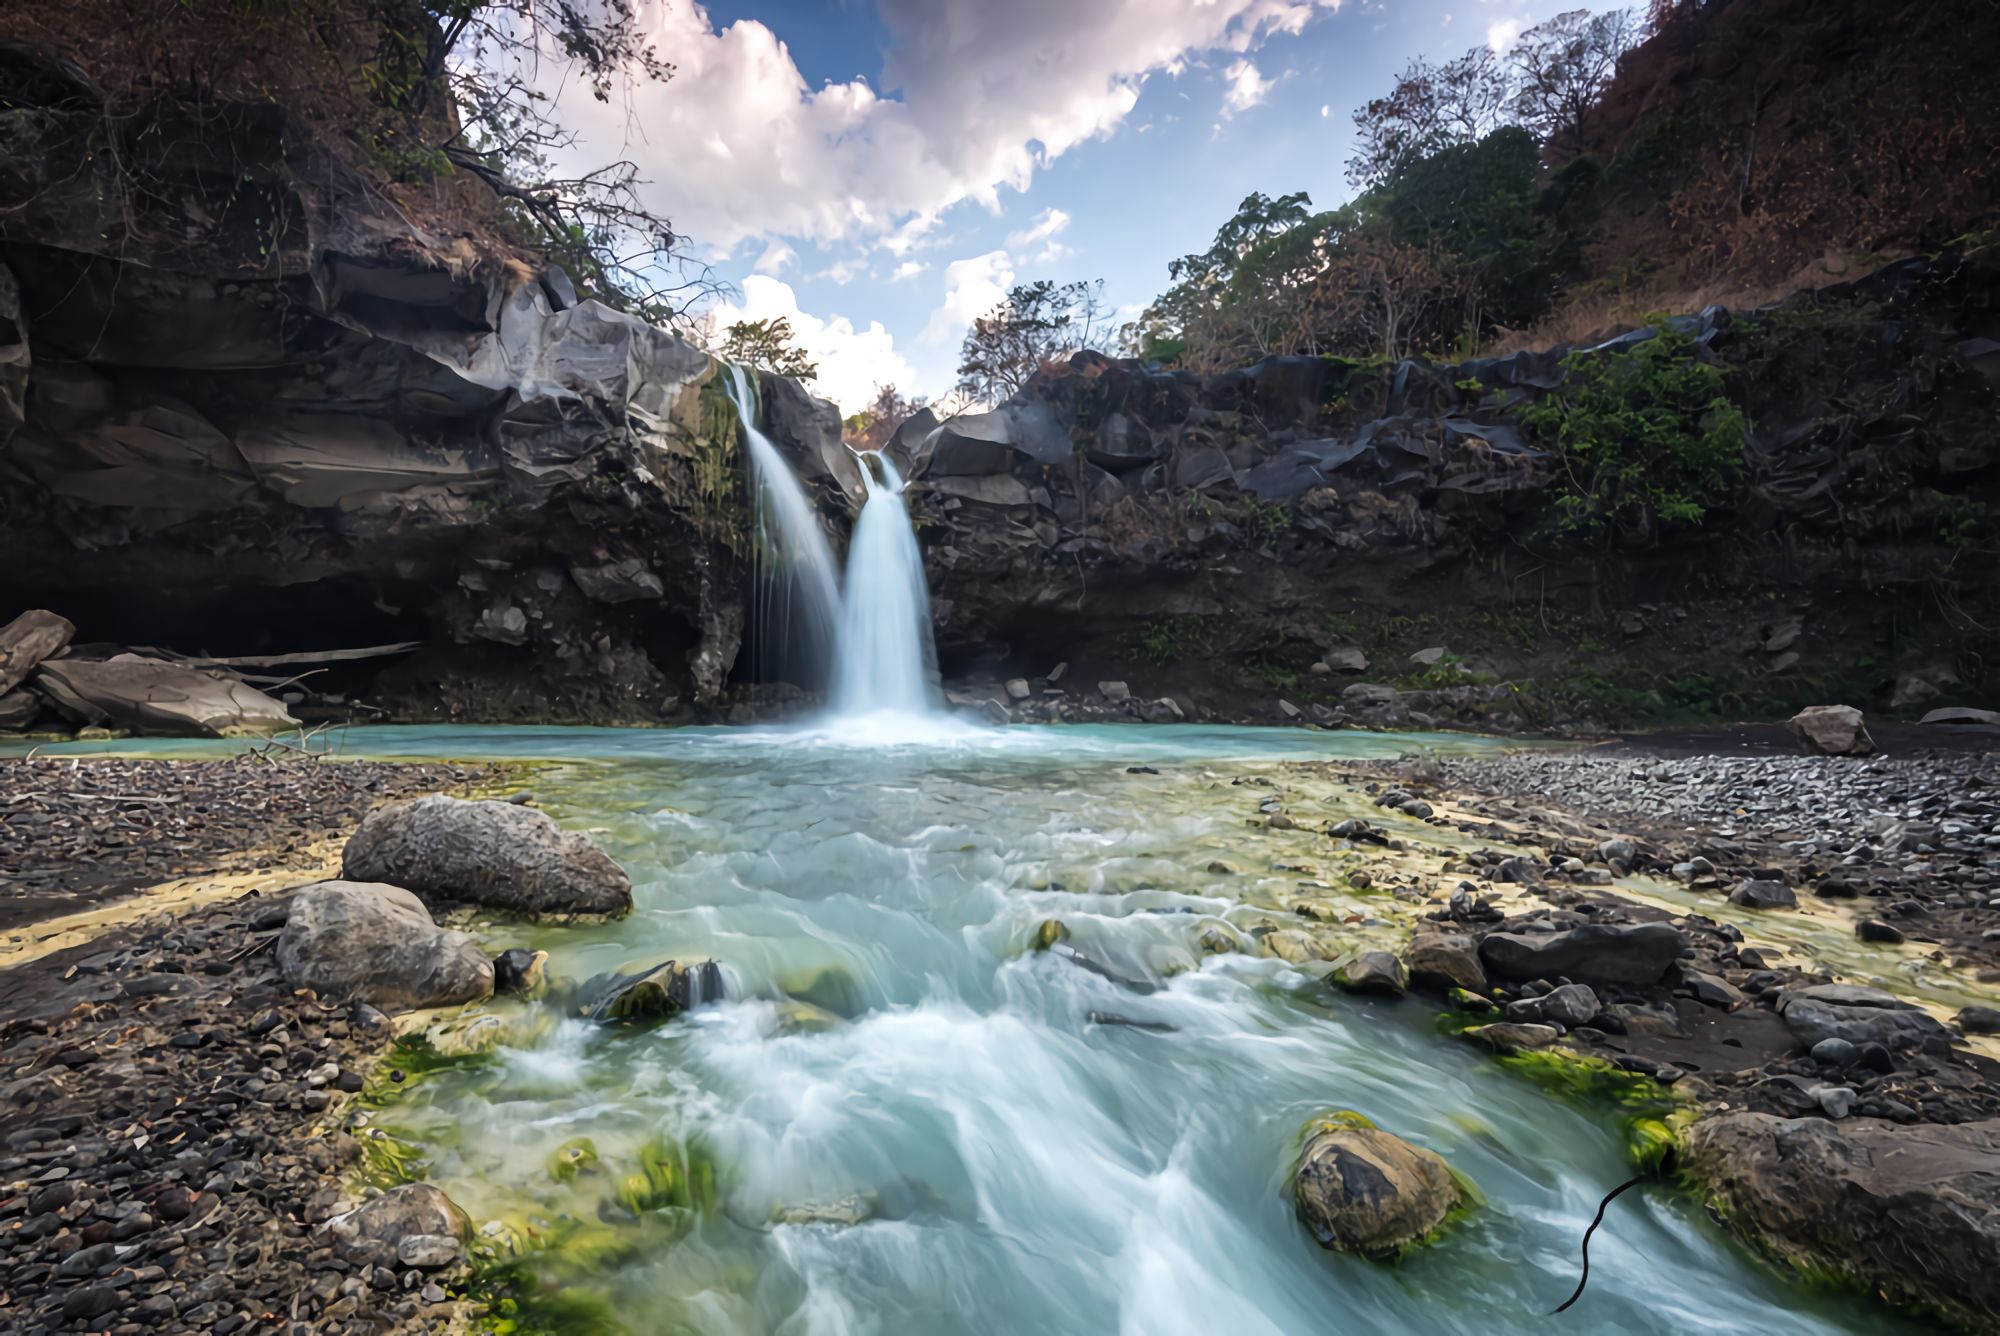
[1776,983,1953,1053]
[1787,704,1874,757]
[34,655,296,737]
[277,881,493,1010]
[0,609,72,695]
[343,794,632,917]
[1479,921,1685,986]
[1683,1113,2000,1330]
[1294,1113,1465,1257]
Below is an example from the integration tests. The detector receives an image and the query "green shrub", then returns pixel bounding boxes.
[1521,321,1749,549]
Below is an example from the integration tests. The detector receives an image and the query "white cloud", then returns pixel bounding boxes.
[890,260,929,281]
[534,0,1342,253]
[1004,208,1073,263]
[1318,103,1330,117]
[752,240,796,275]
[816,257,864,286]
[922,250,1015,346]
[714,275,917,415]
[1006,208,1071,249]
[1220,59,1272,117]
[1487,18,1523,52]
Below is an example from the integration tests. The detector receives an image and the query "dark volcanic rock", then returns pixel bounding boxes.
[1478,922,1686,986]
[1776,984,1953,1053]
[1684,1113,2000,1331]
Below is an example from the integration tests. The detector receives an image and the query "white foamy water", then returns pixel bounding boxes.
[830,452,940,719]
[724,365,844,690]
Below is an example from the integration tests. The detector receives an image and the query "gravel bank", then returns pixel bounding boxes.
[0,758,500,930]
[1434,749,2000,967]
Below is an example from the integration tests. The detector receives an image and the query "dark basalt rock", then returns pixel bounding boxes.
[1478,921,1686,987]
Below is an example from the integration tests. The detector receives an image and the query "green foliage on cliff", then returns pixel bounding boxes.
[1521,322,1749,549]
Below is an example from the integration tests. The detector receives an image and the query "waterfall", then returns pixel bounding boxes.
[829,451,940,717]
[723,365,843,691]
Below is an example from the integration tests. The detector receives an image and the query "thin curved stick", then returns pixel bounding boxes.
[1552,1175,1645,1314]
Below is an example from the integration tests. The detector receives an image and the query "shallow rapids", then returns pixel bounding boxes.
[21,725,1920,1333]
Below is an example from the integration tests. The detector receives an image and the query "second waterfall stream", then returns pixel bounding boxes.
[725,365,939,720]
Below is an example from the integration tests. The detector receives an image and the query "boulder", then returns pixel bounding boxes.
[0,688,39,731]
[1537,982,1600,1028]
[1333,951,1407,997]
[1478,921,1686,987]
[1342,683,1398,709]
[343,794,632,917]
[1141,696,1185,723]
[568,557,665,603]
[0,609,73,695]
[34,656,296,737]
[1682,1113,2000,1331]
[1776,983,1952,1053]
[1403,932,1486,993]
[1729,879,1798,910]
[277,882,493,1011]
[328,1184,470,1268]
[1467,1022,1560,1053]
[582,958,724,1022]
[1294,1114,1465,1257]
[1323,646,1368,673]
[1958,1006,2000,1036]
[1098,680,1131,703]
[1786,705,1873,757]
[1408,647,1446,666]
[493,947,549,997]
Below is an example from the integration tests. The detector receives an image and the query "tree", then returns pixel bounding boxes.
[1348,46,1514,188]
[955,279,1107,404]
[720,317,818,382]
[1509,8,1642,159]
[845,384,927,451]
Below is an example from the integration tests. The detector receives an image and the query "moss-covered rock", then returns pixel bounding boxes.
[1293,1111,1468,1259]
[581,958,723,1023]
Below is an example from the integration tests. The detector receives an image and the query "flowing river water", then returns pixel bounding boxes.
[41,721,1923,1335]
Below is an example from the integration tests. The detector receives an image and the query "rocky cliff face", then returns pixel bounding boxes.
[890,256,1999,727]
[0,43,851,725]
[3,38,1995,732]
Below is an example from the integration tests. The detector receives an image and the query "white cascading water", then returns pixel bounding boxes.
[723,365,843,691]
[829,451,940,718]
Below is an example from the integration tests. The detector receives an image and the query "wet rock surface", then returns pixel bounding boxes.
[0,757,496,931]
[1683,1112,2000,1331]
[1293,1115,1464,1257]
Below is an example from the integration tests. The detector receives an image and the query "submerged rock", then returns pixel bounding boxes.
[343,794,633,917]
[1683,1113,2000,1331]
[328,1183,470,1268]
[1478,921,1684,987]
[277,881,493,1011]
[493,947,550,997]
[1333,951,1407,997]
[1787,704,1874,757]
[1294,1112,1466,1258]
[584,959,724,1022]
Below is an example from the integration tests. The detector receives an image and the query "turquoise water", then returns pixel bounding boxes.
[14,724,1914,1333]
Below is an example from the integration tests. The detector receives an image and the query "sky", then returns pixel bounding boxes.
[539,0,1623,413]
